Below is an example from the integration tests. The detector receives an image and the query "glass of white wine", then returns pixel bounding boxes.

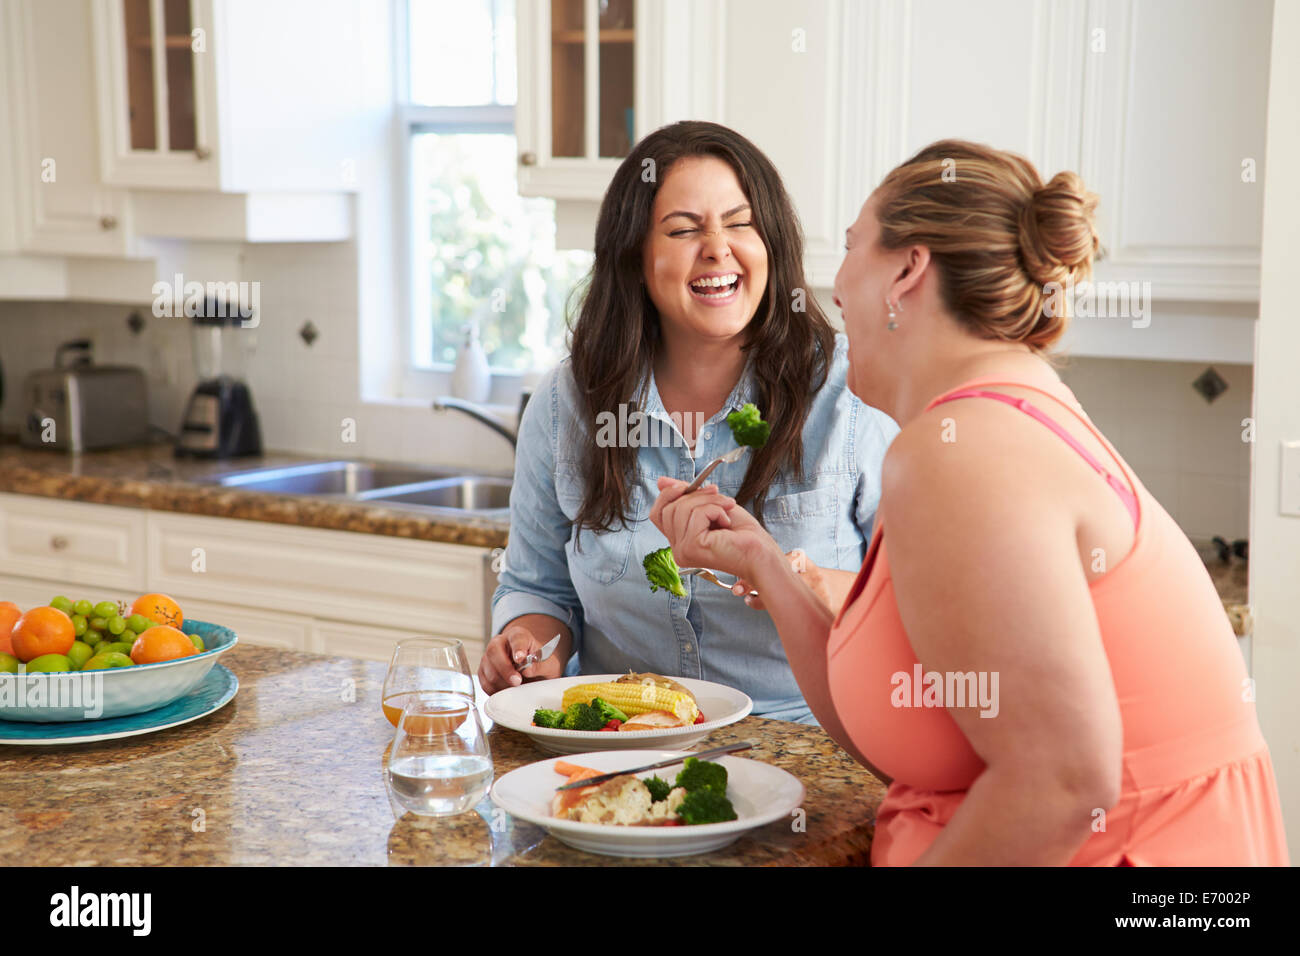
[386,692,493,817]
[381,638,473,728]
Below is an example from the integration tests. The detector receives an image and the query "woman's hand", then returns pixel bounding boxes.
[477,619,569,694]
[649,476,783,582]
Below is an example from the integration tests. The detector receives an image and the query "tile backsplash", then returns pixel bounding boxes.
[0,290,1252,542]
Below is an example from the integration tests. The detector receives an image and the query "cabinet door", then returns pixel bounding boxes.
[312,619,485,670]
[166,594,314,652]
[90,0,221,189]
[4,0,130,256]
[516,0,656,199]
[146,512,493,638]
[0,494,146,592]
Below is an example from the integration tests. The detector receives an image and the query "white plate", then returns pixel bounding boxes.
[484,674,752,754]
[490,749,804,858]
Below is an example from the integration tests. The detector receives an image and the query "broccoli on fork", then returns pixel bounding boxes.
[643,546,686,598]
[726,403,770,449]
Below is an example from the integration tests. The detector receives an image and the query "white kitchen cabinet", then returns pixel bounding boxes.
[2,0,131,258]
[0,493,147,591]
[89,0,366,195]
[312,619,484,669]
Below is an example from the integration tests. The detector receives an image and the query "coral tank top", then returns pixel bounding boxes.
[826,377,1290,865]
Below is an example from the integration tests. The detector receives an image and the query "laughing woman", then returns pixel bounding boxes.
[478,121,899,723]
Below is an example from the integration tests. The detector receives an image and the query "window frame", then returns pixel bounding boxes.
[395,0,551,399]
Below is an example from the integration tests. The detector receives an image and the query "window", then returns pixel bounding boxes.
[402,0,593,374]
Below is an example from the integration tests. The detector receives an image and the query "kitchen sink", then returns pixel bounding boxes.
[357,477,513,511]
[205,460,510,515]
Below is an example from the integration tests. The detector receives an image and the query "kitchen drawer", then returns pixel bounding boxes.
[0,493,145,591]
[312,619,485,670]
[168,595,313,653]
[146,512,493,638]
[0,573,115,610]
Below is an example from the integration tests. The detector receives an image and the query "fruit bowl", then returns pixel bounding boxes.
[0,620,237,723]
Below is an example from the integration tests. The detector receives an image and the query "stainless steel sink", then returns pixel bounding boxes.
[205,460,510,515]
[358,477,513,511]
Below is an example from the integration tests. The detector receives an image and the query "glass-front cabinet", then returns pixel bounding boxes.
[91,0,220,189]
[515,0,657,199]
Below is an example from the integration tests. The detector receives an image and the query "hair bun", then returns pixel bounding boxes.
[1017,171,1100,288]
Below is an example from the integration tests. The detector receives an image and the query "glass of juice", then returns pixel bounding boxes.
[386,691,493,817]
[381,638,474,727]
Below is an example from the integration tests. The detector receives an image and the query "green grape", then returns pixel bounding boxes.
[126,614,152,633]
[73,599,93,617]
[108,615,126,636]
[50,596,74,615]
[188,633,205,652]
[89,616,108,632]
[93,601,118,620]
[67,641,94,670]
[82,629,103,647]
[71,613,88,637]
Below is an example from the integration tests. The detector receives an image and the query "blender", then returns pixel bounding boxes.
[175,297,263,458]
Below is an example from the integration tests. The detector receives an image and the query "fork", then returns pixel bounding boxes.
[679,566,759,599]
[682,445,750,494]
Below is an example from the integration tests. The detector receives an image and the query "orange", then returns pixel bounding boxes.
[130,625,197,665]
[131,593,183,629]
[10,606,76,663]
[0,602,20,655]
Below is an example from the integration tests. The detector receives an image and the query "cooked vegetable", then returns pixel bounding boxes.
[532,708,567,729]
[562,680,699,724]
[675,788,738,825]
[726,403,770,448]
[560,700,606,731]
[643,775,672,802]
[643,546,686,598]
[675,756,728,795]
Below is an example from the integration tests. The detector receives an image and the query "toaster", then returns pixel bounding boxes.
[20,341,150,452]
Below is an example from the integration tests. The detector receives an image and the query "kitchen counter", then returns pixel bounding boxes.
[0,442,510,549]
[0,644,885,866]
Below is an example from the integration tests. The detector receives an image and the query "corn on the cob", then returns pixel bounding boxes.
[561,681,698,724]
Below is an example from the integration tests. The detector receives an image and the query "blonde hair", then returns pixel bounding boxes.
[874,140,1100,351]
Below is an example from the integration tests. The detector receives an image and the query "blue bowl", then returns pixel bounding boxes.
[0,620,237,723]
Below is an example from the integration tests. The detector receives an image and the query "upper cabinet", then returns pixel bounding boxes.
[90,0,367,194]
[517,0,1273,360]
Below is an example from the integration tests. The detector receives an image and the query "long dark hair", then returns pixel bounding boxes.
[568,120,836,533]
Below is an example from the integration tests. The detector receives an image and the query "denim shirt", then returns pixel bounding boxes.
[491,333,899,724]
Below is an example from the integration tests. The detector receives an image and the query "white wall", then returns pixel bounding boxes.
[1250,0,1300,863]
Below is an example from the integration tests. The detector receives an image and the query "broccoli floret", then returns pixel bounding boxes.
[562,701,607,731]
[675,788,738,825]
[726,403,770,449]
[590,697,629,723]
[643,775,672,802]
[643,546,686,598]
[532,708,566,729]
[675,756,728,795]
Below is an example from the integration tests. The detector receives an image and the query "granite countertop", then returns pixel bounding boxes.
[0,644,885,866]
[0,441,510,549]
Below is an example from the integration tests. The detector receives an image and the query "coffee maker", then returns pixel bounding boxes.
[175,297,263,458]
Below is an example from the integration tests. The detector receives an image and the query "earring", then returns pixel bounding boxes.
[886,298,898,331]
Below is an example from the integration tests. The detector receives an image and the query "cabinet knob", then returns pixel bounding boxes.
[519,151,537,166]
[195,145,211,160]
[99,215,117,231]
[50,535,69,551]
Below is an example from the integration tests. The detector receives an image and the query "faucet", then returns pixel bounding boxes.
[433,390,532,451]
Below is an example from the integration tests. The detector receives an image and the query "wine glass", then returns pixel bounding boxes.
[386,692,492,817]
[381,638,473,727]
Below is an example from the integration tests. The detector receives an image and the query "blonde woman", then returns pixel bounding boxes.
[651,140,1289,865]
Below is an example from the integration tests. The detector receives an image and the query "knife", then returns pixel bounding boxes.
[554,741,755,790]
[515,633,562,673]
